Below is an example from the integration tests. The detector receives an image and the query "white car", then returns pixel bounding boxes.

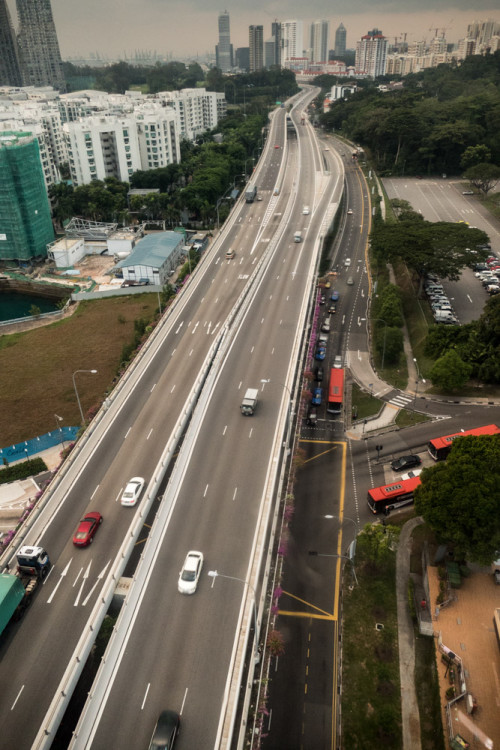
[303,206,310,215]
[401,469,423,481]
[178,550,204,594]
[347,208,353,215]
[344,258,351,267]
[120,477,145,506]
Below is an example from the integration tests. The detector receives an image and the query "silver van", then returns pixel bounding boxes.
[294,231,302,243]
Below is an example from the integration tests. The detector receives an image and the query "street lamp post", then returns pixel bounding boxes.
[260,379,293,445]
[54,413,65,449]
[372,318,388,370]
[207,570,259,658]
[72,369,98,425]
[412,358,426,420]
[308,551,358,586]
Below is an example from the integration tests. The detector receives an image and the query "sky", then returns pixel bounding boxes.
[6,0,500,61]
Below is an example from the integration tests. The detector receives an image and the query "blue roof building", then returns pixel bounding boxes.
[115,232,184,286]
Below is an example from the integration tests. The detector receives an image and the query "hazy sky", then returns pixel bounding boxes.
[6,0,500,60]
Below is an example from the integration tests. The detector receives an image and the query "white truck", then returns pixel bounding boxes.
[241,388,258,416]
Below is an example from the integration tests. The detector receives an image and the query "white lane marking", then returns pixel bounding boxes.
[175,322,183,334]
[170,384,175,393]
[233,487,238,501]
[249,428,253,438]
[82,560,111,606]
[115,488,123,504]
[467,294,473,303]
[124,427,131,439]
[261,318,265,324]
[189,349,194,357]
[215,297,219,303]
[147,429,153,440]
[342,315,346,325]
[251,346,254,353]
[46,559,72,603]
[150,383,156,392]
[286,295,289,301]
[204,484,209,497]
[238,381,242,390]
[271,347,275,355]
[180,688,189,714]
[11,686,24,711]
[141,683,151,710]
[91,485,99,500]
[280,319,282,326]
[74,561,92,606]
[223,425,227,435]
[171,348,176,356]
[73,567,83,587]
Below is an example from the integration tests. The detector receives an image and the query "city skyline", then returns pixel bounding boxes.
[5,0,500,61]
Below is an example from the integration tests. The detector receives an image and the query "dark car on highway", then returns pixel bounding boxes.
[148,710,180,750]
[390,455,422,472]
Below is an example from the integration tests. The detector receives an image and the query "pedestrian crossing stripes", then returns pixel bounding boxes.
[388,393,413,408]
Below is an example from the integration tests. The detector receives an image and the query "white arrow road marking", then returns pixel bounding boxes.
[82,560,111,606]
[47,558,72,603]
[74,561,92,606]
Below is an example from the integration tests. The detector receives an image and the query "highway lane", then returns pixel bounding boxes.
[70,92,343,749]
[0,99,318,749]
[262,138,370,750]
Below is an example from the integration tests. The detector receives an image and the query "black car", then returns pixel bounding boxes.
[148,710,180,750]
[315,366,324,382]
[391,455,422,472]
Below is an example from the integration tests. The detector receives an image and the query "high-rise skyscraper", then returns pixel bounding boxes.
[0,0,23,86]
[217,10,232,72]
[282,20,303,63]
[335,23,347,57]
[249,25,264,72]
[271,20,282,67]
[355,28,388,78]
[310,20,329,63]
[16,0,65,90]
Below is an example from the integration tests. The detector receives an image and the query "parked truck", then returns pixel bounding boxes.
[240,388,258,416]
[245,184,257,203]
[0,546,51,637]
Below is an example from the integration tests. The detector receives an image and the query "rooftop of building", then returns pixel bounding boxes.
[115,232,183,269]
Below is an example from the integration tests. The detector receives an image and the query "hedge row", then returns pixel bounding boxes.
[0,458,48,484]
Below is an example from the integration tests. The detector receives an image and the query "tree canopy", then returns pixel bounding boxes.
[370,217,489,290]
[319,51,500,175]
[414,435,500,565]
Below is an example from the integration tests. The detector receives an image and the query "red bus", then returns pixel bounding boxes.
[327,368,344,414]
[367,476,421,515]
[427,423,500,461]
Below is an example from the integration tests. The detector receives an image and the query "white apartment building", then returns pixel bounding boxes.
[355,29,388,78]
[282,20,303,64]
[156,88,226,141]
[64,106,180,185]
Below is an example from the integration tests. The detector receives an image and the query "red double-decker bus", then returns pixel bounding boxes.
[327,368,344,414]
[427,423,500,461]
[367,476,421,514]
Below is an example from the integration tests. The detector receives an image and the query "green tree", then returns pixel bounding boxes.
[414,435,500,565]
[381,327,404,364]
[463,163,500,195]
[429,349,472,391]
[460,144,491,169]
[370,218,489,294]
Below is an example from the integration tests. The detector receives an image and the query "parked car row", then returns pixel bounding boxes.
[474,256,500,295]
[424,276,459,325]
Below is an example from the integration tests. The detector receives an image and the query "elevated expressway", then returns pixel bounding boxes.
[0,89,344,750]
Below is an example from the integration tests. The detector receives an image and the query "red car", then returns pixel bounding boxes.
[73,511,103,546]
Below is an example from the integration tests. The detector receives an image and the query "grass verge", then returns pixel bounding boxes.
[0,294,158,446]
[341,525,402,749]
[351,383,383,419]
[395,409,432,428]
